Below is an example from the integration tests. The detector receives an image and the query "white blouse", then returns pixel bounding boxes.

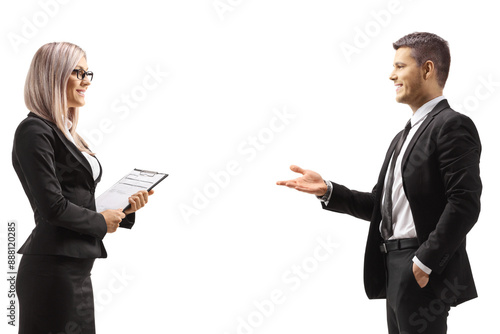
[63,119,101,181]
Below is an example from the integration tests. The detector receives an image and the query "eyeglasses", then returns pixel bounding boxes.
[72,69,93,81]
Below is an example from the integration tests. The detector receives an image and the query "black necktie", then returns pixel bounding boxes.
[381,120,412,240]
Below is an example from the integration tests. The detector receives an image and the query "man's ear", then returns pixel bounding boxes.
[422,60,435,80]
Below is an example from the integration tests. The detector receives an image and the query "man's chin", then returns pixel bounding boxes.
[395,95,406,104]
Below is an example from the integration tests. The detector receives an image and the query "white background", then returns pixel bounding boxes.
[1,0,499,333]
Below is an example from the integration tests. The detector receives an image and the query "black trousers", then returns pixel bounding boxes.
[17,254,96,334]
[385,248,451,334]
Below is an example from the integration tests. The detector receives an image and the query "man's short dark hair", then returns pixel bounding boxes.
[393,32,451,88]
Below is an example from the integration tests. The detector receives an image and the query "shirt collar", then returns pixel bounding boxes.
[411,95,446,127]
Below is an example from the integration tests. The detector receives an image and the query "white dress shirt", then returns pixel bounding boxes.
[63,119,101,181]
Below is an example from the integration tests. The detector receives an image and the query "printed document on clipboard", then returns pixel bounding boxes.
[96,169,168,213]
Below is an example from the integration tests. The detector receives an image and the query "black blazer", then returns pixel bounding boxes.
[322,100,482,306]
[12,112,135,259]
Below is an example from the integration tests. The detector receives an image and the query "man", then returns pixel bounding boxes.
[277,32,481,333]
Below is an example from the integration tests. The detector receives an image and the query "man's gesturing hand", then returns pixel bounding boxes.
[276,165,328,197]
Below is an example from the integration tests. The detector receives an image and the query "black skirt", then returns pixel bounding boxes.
[16,254,96,334]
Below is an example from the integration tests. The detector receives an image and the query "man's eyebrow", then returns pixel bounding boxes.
[394,62,406,66]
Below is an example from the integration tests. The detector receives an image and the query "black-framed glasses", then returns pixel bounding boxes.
[72,69,93,81]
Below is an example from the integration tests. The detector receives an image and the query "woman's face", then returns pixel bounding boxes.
[66,57,91,108]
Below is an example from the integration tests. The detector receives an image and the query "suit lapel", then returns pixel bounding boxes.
[377,134,400,188]
[95,157,103,183]
[401,99,450,173]
[28,112,95,180]
[373,132,402,219]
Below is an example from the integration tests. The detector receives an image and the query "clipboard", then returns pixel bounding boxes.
[95,168,168,213]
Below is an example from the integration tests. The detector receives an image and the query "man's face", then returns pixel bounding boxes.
[389,47,426,109]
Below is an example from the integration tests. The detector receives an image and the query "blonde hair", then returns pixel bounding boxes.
[24,42,93,155]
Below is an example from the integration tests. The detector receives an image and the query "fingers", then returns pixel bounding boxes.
[419,278,429,288]
[112,209,125,223]
[276,165,304,186]
[276,180,311,192]
[117,210,126,219]
[129,194,145,208]
[290,165,305,175]
[124,190,152,215]
[137,190,149,204]
[130,190,147,208]
[276,179,297,187]
[104,209,125,222]
[112,210,124,232]
[103,209,125,233]
[276,180,324,195]
[412,263,430,288]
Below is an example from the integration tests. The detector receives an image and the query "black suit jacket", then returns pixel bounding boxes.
[322,100,481,306]
[12,112,135,259]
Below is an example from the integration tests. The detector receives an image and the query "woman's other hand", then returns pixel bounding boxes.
[123,189,154,215]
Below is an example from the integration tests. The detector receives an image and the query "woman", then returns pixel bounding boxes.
[12,42,153,334]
